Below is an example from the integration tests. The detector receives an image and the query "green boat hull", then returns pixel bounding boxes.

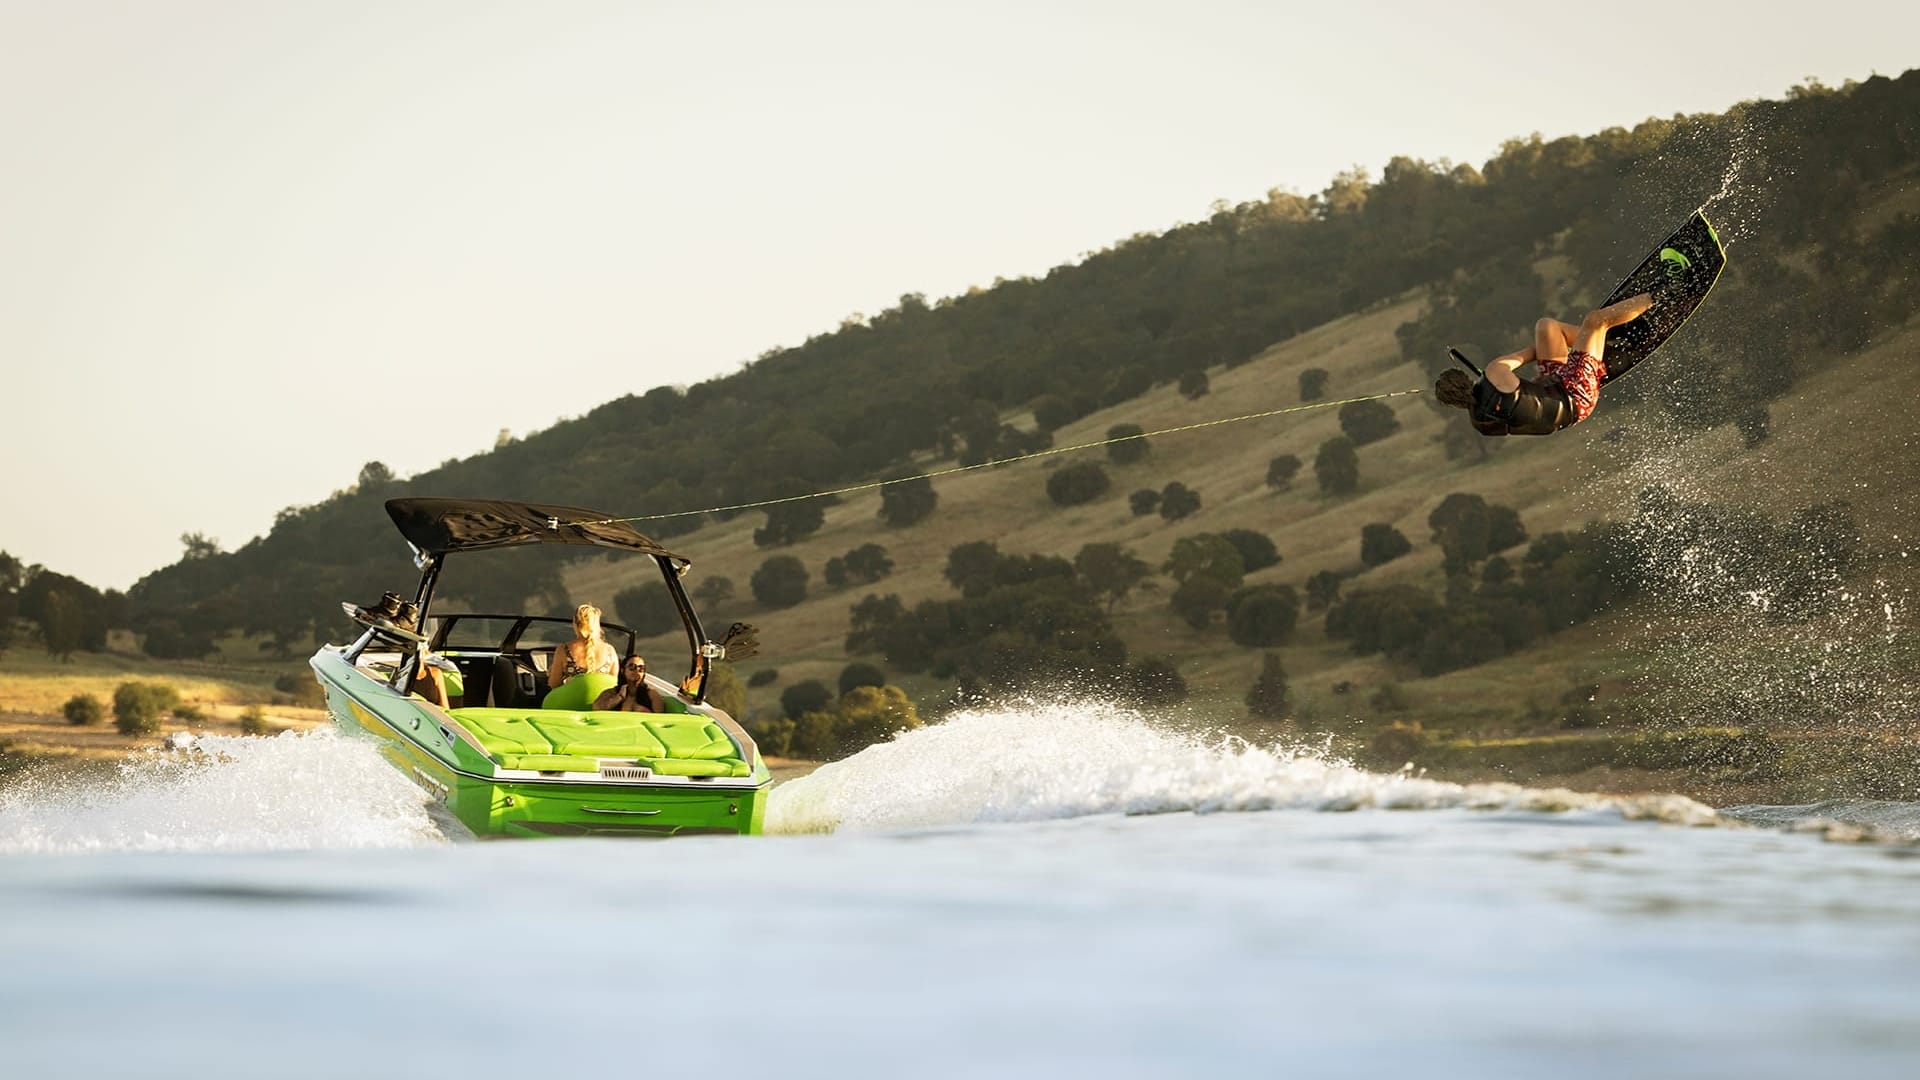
[313,649,770,839]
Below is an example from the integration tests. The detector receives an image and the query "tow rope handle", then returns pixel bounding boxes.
[1447,346,1483,378]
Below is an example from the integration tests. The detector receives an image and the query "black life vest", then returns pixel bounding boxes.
[1469,377,1576,437]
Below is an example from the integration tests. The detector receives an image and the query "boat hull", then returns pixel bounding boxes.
[313,649,769,838]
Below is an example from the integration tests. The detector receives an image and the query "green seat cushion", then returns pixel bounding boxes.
[529,713,669,759]
[544,672,617,711]
[443,668,465,699]
[638,756,751,778]
[447,708,555,756]
[493,754,603,772]
[451,707,742,771]
[643,718,737,760]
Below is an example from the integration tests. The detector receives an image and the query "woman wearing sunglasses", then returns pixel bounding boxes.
[593,654,668,713]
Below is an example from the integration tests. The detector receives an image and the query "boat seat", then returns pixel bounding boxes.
[450,709,553,756]
[529,713,669,759]
[543,672,617,711]
[450,708,749,777]
[489,656,541,709]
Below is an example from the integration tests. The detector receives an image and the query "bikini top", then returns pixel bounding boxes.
[558,639,616,680]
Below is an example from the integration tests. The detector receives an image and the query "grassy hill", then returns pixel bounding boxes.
[553,258,1920,804]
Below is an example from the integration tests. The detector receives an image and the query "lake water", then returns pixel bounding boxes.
[4,703,1919,1079]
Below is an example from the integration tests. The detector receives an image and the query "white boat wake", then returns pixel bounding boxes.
[767,700,1720,834]
[0,729,444,854]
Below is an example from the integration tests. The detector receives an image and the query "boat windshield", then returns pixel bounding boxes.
[438,616,525,651]
[516,620,586,650]
[433,614,640,656]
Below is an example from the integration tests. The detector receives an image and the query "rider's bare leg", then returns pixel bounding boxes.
[1570,293,1653,362]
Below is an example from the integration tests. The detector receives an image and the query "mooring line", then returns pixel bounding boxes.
[566,387,1425,527]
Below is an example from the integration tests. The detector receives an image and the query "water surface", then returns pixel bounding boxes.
[4,706,1917,1079]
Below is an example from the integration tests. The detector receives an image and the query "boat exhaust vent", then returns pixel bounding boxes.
[599,765,653,780]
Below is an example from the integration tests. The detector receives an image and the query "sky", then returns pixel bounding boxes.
[3,0,1916,590]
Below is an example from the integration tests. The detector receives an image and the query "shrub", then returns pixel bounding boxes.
[273,672,325,707]
[1360,523,1413,567]
[1305,570,1344,612]
[1102,365,1152,406]
[1170,577,1233,630]
[1246,653,1291,720]
[1074,542,1151,612]
[844,593,908,656]
[838,661,887,696]
[1219,528,1280,573]
[747,667,780,687]
[1178,369,1210,399]
[1325,585,1444,657]
[1314,436,1359,495]
[614,583,682,636]
[1031,394,1075,433]
[791,711,837,760]
[790,685,923,760]
[173,704,207,722]
[693,576,735,607]
[704,662,748,721]
[1105,423,1150,464]
[1299,368,1330,401]
[1163,534,1245,589]
[240,704,270,736]
[141,619,215,660]
[842,543,893,584]
[1370,683,1411,713]
[745,715,796,758]
[750,555,809,609]
[1046,462,1111,507]
[823,557,848,589]
[1428,493,1527,567]
[1265,454,1301,491]
[63,693,104,726]
[1158,482,1201,520]
[753,500,826,547]
[780,680,835,721]
[878,474,938,527]
[1338,399,1401,445]
[944,541,1001,597]
[830,685,923,756]
[1128,489,1161,517]
[1226,585,1300,647]
[112,681,180,736]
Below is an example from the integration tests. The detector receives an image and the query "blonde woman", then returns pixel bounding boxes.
[548,603,619,689]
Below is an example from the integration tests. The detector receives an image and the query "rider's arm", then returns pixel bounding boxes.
[1485,346,1535,393]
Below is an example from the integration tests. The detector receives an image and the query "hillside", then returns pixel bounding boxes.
[560,272,1920,741]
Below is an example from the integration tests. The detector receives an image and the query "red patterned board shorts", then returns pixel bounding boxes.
[1537,349,1606,423]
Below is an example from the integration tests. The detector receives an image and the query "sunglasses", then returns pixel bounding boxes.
[625,662,647,672]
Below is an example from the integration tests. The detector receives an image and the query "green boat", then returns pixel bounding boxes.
[310,497,770,838]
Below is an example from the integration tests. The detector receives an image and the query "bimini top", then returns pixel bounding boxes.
[386,498,686,563]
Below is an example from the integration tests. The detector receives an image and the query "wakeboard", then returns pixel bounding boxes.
[1596,210,1726,384]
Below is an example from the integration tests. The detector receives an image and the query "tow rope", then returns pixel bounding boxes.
[565,387,1425,528]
